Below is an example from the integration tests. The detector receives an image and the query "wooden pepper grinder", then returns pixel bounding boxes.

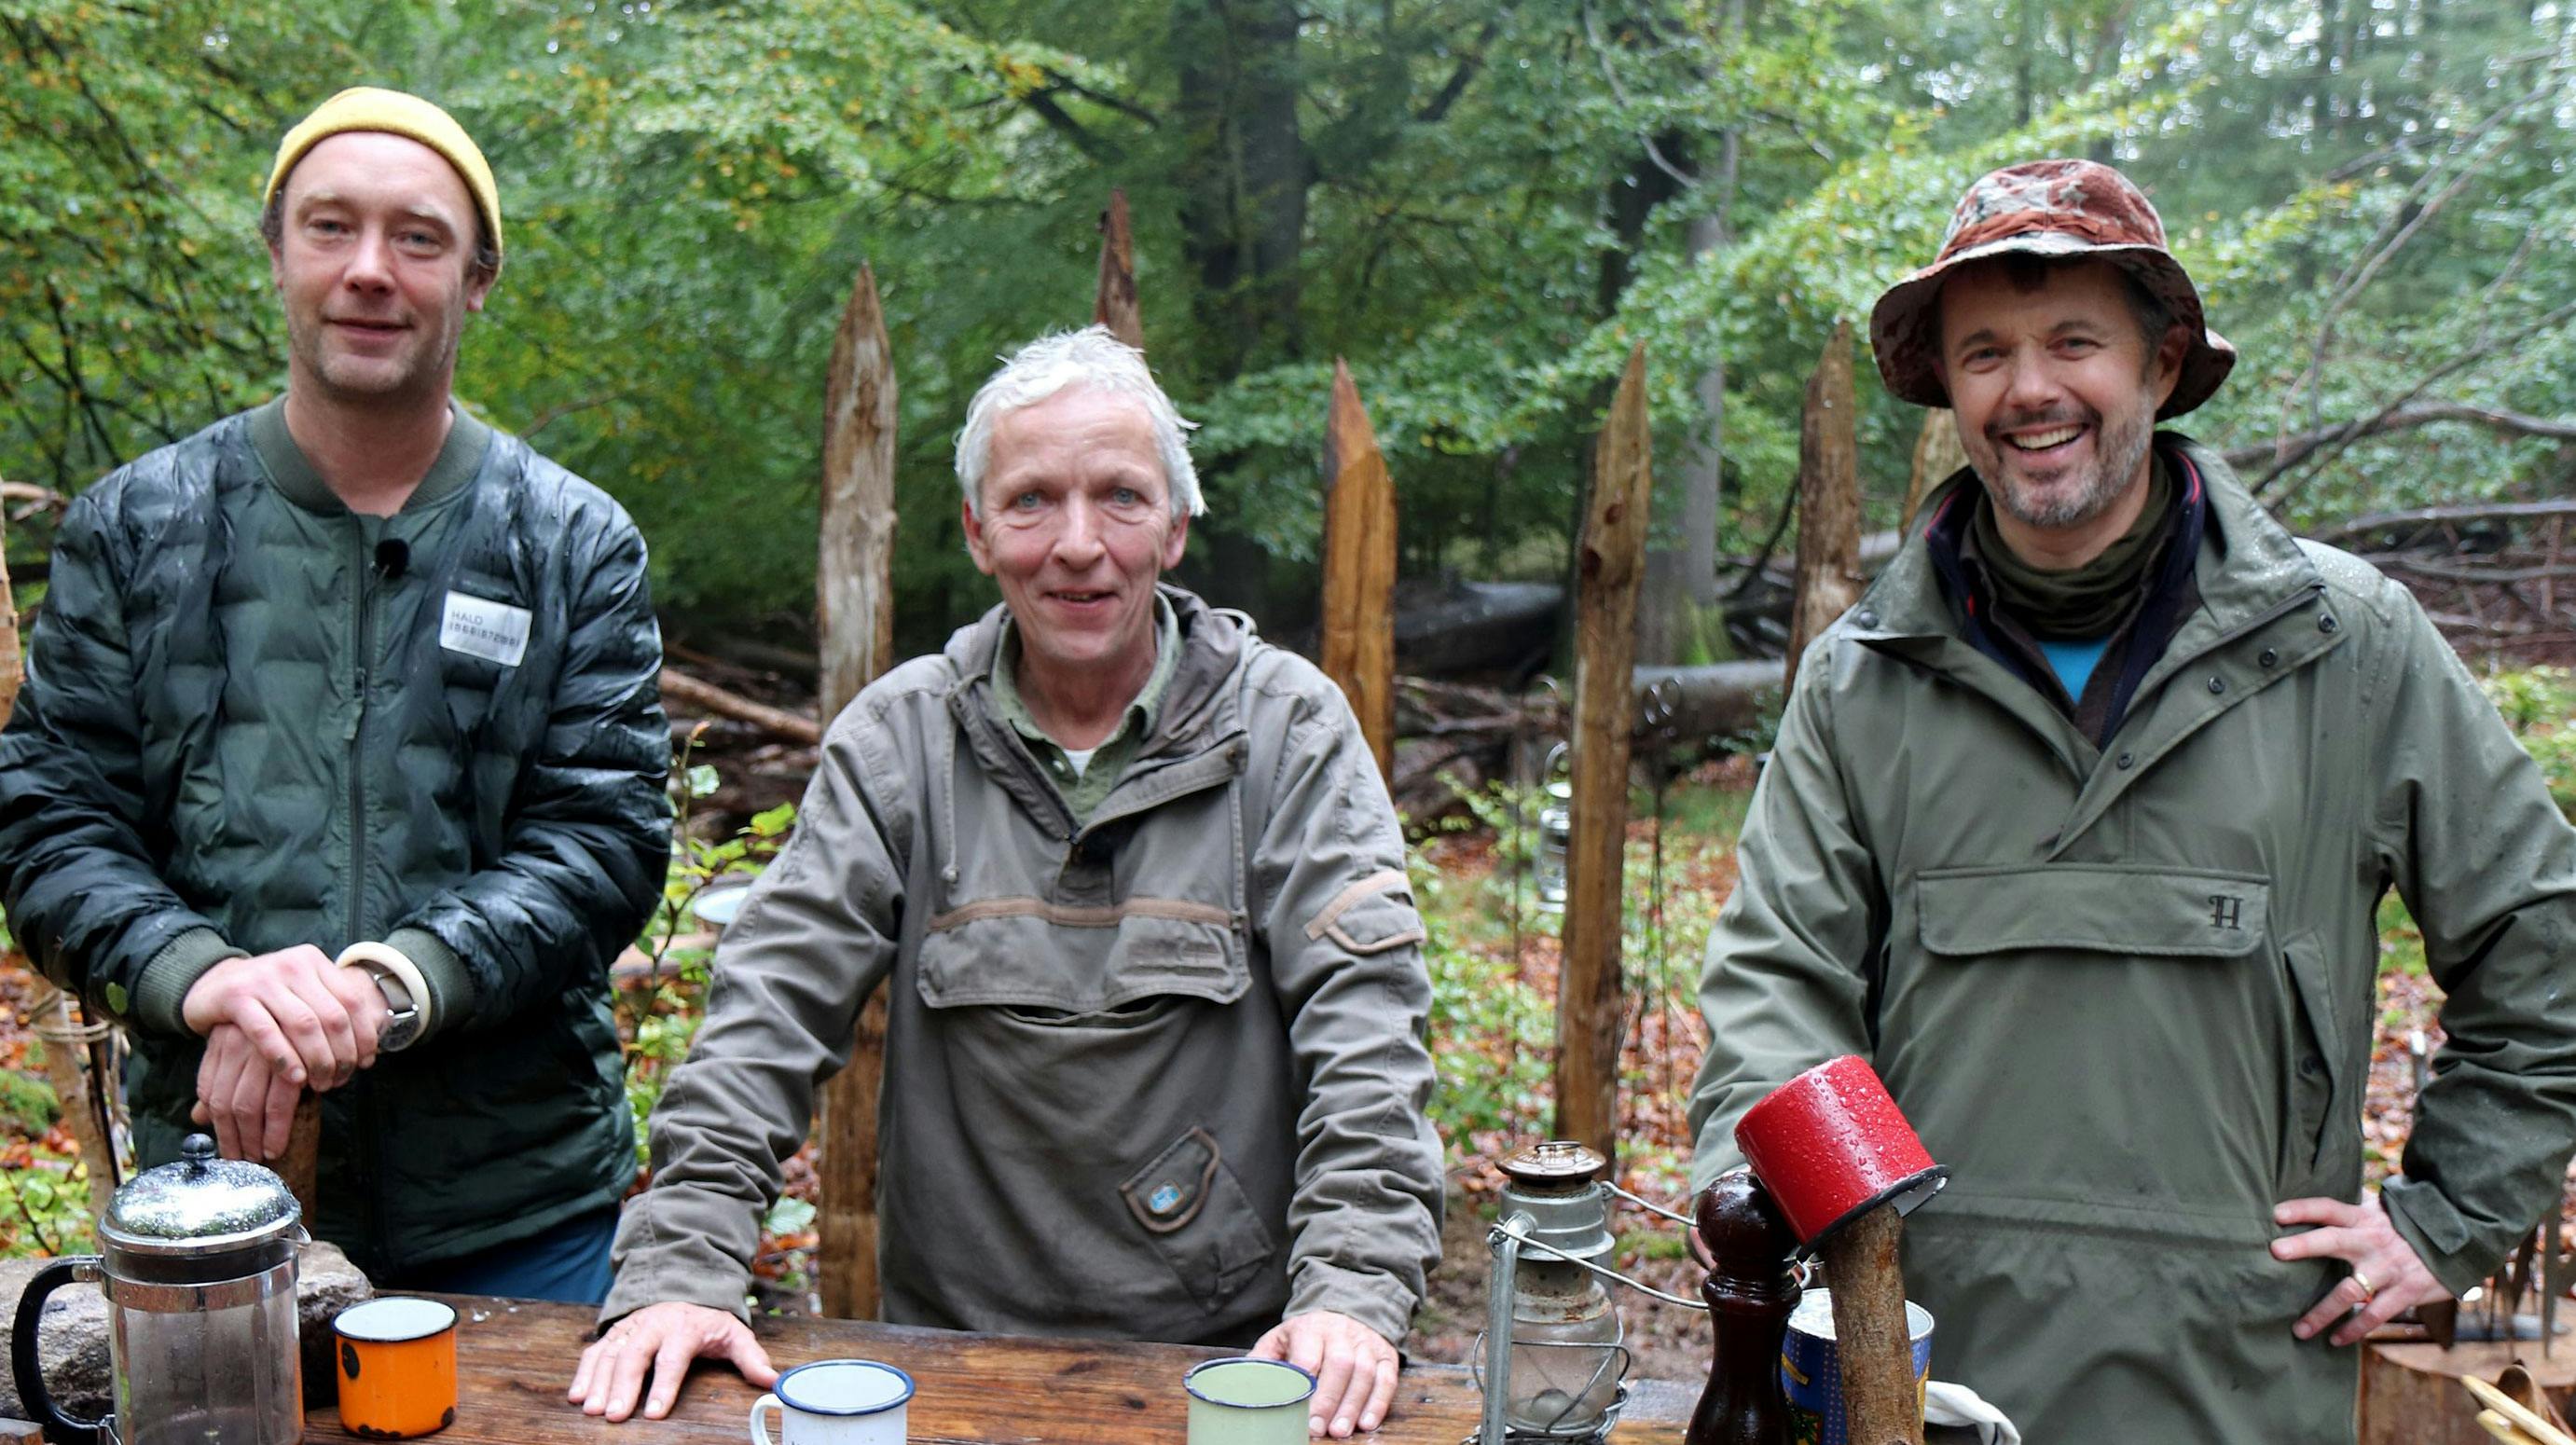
[1685,1169,1800,1445]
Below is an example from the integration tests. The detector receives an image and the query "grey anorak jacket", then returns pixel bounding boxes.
[607,587,1442,1345]
[1688,438,2576,1443]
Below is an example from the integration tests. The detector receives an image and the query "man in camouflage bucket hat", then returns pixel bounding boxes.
[1688,158,2576,1441]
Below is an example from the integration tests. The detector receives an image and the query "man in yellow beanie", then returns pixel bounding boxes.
[0,88,670,1302]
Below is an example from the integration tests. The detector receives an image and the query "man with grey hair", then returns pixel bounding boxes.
[575,327,1443,1439]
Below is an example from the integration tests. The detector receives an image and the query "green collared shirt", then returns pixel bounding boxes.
[992,594,1180,825]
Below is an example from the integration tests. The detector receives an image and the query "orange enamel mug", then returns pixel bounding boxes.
[335,1297,460,1438]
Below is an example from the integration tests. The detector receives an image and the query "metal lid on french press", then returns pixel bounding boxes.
[103,1134,303,1258]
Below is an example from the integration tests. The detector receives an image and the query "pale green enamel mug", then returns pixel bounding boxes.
[1185,1357,1317,1445]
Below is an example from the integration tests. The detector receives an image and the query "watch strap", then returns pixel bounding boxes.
[336,941,434,1052]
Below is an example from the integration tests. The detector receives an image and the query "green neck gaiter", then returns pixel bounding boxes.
[1972,455,2174,640]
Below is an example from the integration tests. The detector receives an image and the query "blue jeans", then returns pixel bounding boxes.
[385,1204,621,1305]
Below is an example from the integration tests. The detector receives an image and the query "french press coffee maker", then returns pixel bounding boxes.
[11,1134,309,1444]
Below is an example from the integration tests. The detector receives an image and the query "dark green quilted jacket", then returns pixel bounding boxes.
[0,400,669,1275]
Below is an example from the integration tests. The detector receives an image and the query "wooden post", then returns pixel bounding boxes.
[1784,322,1863,698]
[1318,360,1397,783]
[1093,189,1144,351]
[0,495,18,727]
[1553,345,1653,1165]
[1898,407,1966,539]
[815,263,900,1321]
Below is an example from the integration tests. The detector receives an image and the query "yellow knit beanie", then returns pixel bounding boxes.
[263,88,503,261]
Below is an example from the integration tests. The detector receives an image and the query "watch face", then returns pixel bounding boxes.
[379,1012,422,1053]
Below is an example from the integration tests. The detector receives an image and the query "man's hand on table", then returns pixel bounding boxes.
[2272,1192,2452,1347]
[571,1301,779,1423]
[1250,1310,1398,1438]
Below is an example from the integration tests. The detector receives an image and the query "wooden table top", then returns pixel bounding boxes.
[298,1296,1700,1444]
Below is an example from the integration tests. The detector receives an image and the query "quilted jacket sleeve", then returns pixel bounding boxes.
[386,500,671,1037]
[2370,587,2576,1296]
[0,480,242,1030]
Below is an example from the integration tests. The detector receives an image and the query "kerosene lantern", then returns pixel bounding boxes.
[1478,1142,1709,1444]
[1533,744,1573,913]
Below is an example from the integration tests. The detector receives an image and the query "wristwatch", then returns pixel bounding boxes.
[336,943,432,1053]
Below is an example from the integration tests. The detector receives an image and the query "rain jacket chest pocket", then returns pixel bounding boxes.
[1917,863,2272,959]
[1903,864,2293,1218]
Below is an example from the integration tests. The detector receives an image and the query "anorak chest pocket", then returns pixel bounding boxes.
[1121,1127,1280,1314]
[1916,864,2272,959]
[912,900,1247,1016]
[1905,864,2287,1206]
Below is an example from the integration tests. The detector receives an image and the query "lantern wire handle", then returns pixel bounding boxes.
[1601,1180,1694,1228]
[1485,1226,1712,1313]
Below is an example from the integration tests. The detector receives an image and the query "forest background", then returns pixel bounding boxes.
[3,0,2576,1371]
[4,0,2572,655]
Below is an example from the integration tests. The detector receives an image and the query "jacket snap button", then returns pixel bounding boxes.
[1856,609,1880,628]
[2259,648,2279,668]
[2318,614,2339,634]
[2115,751,2135,769]
[2207,676,2226,695]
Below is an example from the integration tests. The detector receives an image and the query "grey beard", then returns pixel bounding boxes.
[1986,406,2156,531]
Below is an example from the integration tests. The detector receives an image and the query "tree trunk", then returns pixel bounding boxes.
[1173,0,1307,376]
[1555,346,1654,1168]
[814,264,900,1321]
[1092,189,1144,351]
[1784,323,1863,697]
[1898,409,1967,539]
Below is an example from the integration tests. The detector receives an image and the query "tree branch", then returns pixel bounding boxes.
[1416,18,1503,123]
[2255,296,2576,502]
[2225,401,2576,475]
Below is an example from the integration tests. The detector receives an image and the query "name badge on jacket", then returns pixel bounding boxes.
[440,591,531,667]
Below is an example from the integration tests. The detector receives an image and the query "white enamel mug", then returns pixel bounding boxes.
[748,1358,915,1445]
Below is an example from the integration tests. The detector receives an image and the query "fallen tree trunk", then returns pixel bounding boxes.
[659,667,821,746]
[2316,498,2576,548]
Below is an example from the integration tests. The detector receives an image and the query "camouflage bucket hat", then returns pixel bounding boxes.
[1867,158,2236,420]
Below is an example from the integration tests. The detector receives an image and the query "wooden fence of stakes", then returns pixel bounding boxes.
[1318,360,1398,784]
[1784,321,1865,699]
[814,263,901,1319]
[1554,345,1654,1164]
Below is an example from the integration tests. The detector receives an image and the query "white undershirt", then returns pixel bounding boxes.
[1059,746,1098,778]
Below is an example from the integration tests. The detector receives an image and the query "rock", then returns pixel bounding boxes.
[0,1242,372,1421]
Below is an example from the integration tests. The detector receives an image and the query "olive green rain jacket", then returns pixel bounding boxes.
[1688,438,2576,1443]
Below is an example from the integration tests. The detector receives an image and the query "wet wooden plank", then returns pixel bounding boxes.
[299,1296,1692,1443]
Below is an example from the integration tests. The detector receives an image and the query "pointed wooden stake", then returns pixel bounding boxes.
[0,487,20,729]
[816,262,900,1321]
[1319,360,1397,783]
[1785,322,1862,698]
[1899,407,1966,539]
[1555,345,1654,1167]
[1093,189,1144,350]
